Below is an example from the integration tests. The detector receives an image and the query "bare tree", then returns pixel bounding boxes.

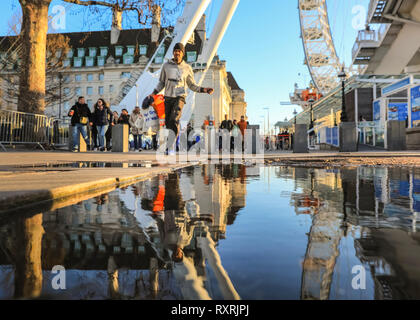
[17,0,182,114]
[0,15,73,112]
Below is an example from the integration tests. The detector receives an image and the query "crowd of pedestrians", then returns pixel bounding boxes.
[68,96,160,152]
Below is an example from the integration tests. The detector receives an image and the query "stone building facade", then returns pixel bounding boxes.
[0,16,246,128]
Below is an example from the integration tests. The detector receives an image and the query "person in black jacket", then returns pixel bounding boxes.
[92,98,113,151]
[105,111,118,150]
[118,109,130,125]
[68,96,92,152]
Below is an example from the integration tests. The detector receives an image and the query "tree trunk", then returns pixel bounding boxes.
[18,0,52,114]
[14,213,45,299]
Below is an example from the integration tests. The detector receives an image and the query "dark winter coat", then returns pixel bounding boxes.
[92,107,113,126]
[68,103,92,126]
[118,114,130,126]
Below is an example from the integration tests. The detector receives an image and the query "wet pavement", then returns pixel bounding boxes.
[1,163,420,300]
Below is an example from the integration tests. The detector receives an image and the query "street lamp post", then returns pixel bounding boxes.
[308,99,314,130]
[338,66,347,123]
[263,107,270,137]
[58,73,63,119]
[293,109,297,125]
[260,115,266,137]
[338,65,357,152]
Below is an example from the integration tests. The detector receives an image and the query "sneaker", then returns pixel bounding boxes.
[100,147,105,152]
[168,150,176,156]
[138,148,142,152]
[72,148,79,152]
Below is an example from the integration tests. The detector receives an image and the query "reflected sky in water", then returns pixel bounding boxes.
[1,164,420,300]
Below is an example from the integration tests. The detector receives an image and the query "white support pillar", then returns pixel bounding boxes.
[165,0,212,60]
[197,0,241,66]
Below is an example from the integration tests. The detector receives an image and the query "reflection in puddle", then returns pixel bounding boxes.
[1,164,420,299]
[7,161,157,170]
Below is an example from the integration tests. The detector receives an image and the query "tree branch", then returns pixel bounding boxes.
[62,0,115,7]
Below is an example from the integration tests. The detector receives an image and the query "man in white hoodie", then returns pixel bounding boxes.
[150,43,213,154]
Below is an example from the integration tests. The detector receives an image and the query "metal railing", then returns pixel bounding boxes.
[0,109,70,151]
[352,23,391,62]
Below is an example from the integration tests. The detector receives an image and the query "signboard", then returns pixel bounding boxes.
[411,85,420,128]
[382,77,411,96]
[388,103,407,121]
[373,100,381,122]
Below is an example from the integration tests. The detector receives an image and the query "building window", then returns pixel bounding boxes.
[121,72,131,79]
[99,73,104,81]
[187,51,197,62]
[75,74,82,82]
[97,56,105,66]
[66,49,74,58]
[89,47,97,57]
[157,46,165,55]
[139,45,147,55]
[98,86,104,95]
[75,87,82,95]
[100,47,108,57]
[87,87,93,95]
[77,48,85,57]
[109,85,114,93]
[85,57,95,67]
[63,75,70,83]
[64,101,70,113]
[87,74,94,81]
[115,46,123,56]
[154,56,163,64]
[73,57,83,68]
[123,55,134,64]
[55,49,62,58]
[127,46,135,55]
[63,59,71,67]
[63,87,70,95]
[87,99,93,107]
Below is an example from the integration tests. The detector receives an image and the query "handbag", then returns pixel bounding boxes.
[79,117,88,125]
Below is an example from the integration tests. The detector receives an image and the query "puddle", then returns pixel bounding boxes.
[2,161,158,170]
[1,164,420,300]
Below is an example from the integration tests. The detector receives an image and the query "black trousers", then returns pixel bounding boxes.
[165,96,185,148]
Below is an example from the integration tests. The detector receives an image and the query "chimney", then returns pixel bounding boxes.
[151,5,161,44]
[111,7,122,45]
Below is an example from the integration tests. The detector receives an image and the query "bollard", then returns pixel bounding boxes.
[247,125,260,154]
[293,124,308,153]
[68,124,88,152]
[111,124,129,152]
[339,122,358,152]
[387,120,406,151]
[206,127,217,155]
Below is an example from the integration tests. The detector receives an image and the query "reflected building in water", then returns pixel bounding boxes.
[289,165,420,300]
[0,163,251,300]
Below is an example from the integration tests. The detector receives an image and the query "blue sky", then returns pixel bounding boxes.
[0,0,370,130]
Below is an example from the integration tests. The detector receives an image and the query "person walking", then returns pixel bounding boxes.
[68,96,92,152]
[220,114,233,132]
[238,115,248,152]
[219,114,233,151]
[149,42,214,155]
[105,111,118,151]
[231,120,240,152]
[129,106,144,152]
[92,98,113,151]
[118,109,130,125]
